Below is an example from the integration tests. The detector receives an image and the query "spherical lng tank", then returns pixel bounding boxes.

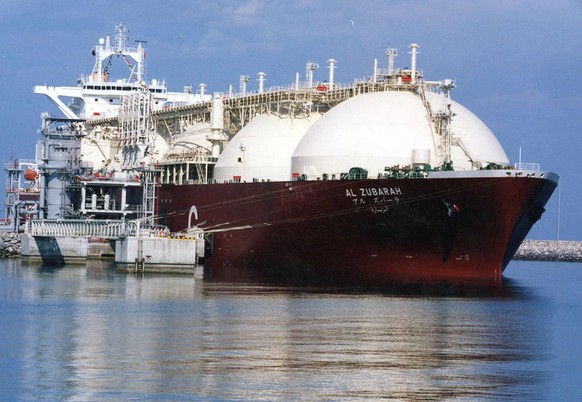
[161,122,213,161]
[291,91,508,179]
[213,113,321,182]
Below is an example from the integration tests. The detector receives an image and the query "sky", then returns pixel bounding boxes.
[0,0,580,240]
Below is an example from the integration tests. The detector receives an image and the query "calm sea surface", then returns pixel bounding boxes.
[1,258,581,401]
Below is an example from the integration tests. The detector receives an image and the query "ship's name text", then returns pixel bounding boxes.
[345,187,402,197]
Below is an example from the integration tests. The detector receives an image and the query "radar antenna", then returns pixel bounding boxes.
[114,23,129,53]
[385,44,398,76]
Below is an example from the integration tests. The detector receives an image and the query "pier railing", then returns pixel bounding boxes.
[25,219,175,239]
[27,219,129,238]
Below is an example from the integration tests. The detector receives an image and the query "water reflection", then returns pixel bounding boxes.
[1,259,551,400]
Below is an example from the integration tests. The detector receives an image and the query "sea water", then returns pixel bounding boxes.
[1,258,581,401]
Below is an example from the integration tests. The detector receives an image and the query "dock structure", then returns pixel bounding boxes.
[20,219,205,272]
[115,231,204,274]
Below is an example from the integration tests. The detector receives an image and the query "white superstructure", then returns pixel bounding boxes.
[33,23,205,119]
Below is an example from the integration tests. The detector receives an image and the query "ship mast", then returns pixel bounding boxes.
[386,46,397,76]
[90,23,145,85]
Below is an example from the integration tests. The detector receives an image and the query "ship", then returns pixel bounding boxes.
[160,171,556,286]
[154,45,558,286]
[10,25,558,286]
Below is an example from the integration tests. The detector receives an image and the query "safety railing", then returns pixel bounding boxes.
[27,219,129,238]
[515,163,541,171]
[26,219,176,239]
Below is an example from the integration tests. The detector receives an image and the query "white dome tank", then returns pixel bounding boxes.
[213,113,321,182]
[162,122,212,161]
[291,91,508,178]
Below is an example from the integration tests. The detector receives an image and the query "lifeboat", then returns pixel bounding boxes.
[24,168,38,181]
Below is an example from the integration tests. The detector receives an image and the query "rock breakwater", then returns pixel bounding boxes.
[0,232,22,258]
[514,240,582,262]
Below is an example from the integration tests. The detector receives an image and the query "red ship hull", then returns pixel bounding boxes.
[159,171,557,286]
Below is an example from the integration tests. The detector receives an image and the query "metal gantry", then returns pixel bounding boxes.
[119,90,154,169]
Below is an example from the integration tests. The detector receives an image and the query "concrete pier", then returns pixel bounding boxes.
[13,218,206,272]
[115,235,203,273]
[20,234,116,262]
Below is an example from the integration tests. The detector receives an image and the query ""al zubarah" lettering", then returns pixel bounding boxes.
[345,187,402,197]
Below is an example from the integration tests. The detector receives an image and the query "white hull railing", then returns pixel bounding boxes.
[515,162,541,171]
